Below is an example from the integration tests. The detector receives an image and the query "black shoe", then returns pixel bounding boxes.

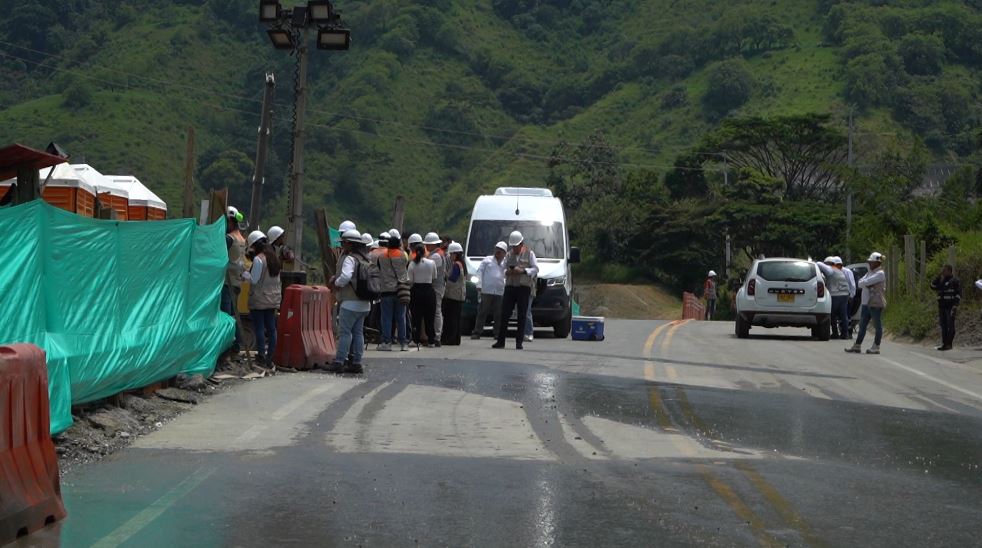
[434,341,442,348]
[516,345,524,350]
[491,342,505,349]
[939,345,953,351]
[345,362,364,374]
[324,361,346,374]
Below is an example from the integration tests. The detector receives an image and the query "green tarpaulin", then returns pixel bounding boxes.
[0,200,234,434]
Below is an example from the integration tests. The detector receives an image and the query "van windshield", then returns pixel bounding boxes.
[467,220,565,259]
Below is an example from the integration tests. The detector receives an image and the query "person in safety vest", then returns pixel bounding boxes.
[493,231,539,350]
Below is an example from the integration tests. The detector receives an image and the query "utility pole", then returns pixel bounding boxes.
[285,32,310,271]
[182,127,196,218]
[723,155,731,280]
[846,108,854,264]
[248,73,276,232]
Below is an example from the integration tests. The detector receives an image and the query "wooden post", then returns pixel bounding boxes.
[208,189,228,224]
[391,195,406,234]
[889,245,901,301]
[918,239,927,294]
[947,245,956,273]
[13,166,40,205]
[182,127,196,219]
[314,208,337,280]
[903,235,915,295]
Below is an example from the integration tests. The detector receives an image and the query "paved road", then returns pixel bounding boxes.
[26,319,982,547]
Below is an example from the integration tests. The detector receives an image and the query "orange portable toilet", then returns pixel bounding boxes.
[102,175,167,220]
[71,163,127,219]
[38,163,97,217]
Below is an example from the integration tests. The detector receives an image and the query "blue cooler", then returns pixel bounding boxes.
[571,316,605,341]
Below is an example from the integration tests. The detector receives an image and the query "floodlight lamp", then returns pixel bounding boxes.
[308,0,332,22]
[317,27,350,50]
[267,28,295,49]
[259,0,280,23]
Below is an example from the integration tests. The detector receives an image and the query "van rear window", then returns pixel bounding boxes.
[756,261,816,282]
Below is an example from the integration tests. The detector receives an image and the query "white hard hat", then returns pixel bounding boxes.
[339,220,356,232]
[380,231,391,240]
[823,256,835,264]
[708,270,717,277]
[495,241,508,252]
[867,252,884,262]
[341,229,363,243]
[448,242,463,254]
[268,226,284,243]
[227,206,239,216]
[408,233,423,245]
[423,232,441,245]
[362,232,374,245]
[832,256,844,265]
[508,231,523,246]
[389,229,401,241]
[247,230,267,248]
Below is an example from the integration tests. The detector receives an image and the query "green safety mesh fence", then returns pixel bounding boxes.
[0,200,234,434]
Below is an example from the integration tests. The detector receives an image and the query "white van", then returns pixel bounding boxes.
[463,187,580,338]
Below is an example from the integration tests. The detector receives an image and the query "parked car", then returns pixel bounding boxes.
[735,258,833,340]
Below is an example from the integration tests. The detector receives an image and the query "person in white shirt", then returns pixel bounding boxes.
[817,257,850,339]
[471,241,508,340]
[493,231,539,350]
[325,229,372,374]
[408,241,438,347]
[833,257,857,338]
[846,252,887,355]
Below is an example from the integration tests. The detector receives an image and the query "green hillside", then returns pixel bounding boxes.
[1,0,980,263]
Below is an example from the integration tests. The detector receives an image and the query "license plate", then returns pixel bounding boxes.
[778,294,795,303]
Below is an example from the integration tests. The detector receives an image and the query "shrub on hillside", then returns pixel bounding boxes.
[702,58,754,118]
[62,81,93,110]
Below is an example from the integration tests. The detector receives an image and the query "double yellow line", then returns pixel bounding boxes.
[642,321,823,548]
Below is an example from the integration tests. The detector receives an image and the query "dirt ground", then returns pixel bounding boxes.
[574,283,682,320]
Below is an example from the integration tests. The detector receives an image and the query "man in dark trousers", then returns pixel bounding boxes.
[493,230,538,350]
[930,264,961,351]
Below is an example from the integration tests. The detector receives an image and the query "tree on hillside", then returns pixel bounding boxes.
[702,58,754,118]
[200,150,255,202]
[697,114,848,201]
[547,130,621,212]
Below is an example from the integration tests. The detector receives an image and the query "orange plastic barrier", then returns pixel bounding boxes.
[0,344,66,543]
[274,285,337,370]
[681,292,706,321]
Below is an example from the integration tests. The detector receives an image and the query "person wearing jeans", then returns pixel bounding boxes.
[326,229,372,374]
[377,230,410,351]
[818,257,851,339]
[242,229,282,369]
[846,252,887,355]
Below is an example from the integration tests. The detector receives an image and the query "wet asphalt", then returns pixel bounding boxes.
[21,319,982,547]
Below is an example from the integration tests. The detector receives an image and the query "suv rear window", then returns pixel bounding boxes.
[756,261,816,282]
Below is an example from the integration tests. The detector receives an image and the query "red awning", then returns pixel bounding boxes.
[0,143,67,181]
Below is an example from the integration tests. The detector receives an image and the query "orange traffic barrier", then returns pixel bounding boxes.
[274,285,337,370]
[681,292,706,321]
[0,344,67,543]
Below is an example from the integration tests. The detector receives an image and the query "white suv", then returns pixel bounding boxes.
[735,258,833,340]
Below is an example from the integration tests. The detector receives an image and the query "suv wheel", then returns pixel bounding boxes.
[812,318,831,341]
[735,315,750,339]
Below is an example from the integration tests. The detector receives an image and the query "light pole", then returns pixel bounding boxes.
[259,0,350,272]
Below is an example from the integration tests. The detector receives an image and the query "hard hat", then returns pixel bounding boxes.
[867,252,884,262]
[268,226,285,243]
[361,232,374,245]
[495,241,508,252]
[380,231,391,240]
[408,233,423,245]
[708,270,717,277]
[448,242,463,254]
[823,256,835,264]
[339,220,356,232]
[832,256,844,265]
[341,229,363,243]
[247,230,267,248]
[508,231,523,246]
[423,232,441,245]
[389,229,401,241]
[227,206,244,223]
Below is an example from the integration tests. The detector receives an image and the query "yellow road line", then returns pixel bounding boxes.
[661,319,689,353]
[736,462,825,548]
[674,386,711,438]
[700,465,782,548]
[643,321,676,358]
[665,365,679,382]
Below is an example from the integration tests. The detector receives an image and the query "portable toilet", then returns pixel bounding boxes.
[102,175,167,220]
[38,163,97,217]
[71,164,127,220]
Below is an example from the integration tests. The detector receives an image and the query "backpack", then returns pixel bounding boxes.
[353,252,382,301]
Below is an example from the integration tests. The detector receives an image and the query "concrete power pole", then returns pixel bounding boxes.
[723,155,731,279]
[846,108,854,264]
[182,127,196,218]
[285,31,310,272]
[248,73,276,232]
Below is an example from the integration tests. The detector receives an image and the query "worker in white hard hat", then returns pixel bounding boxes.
[241,230,281,369]
[832,257,857,338]
[494,231,538,350]
[816,256,850,339]
[704,270,718,321]
[326,229,372,374]
[339,220,357,232]
[267,225,296,270]
[423,232,447,346]
[472,241,508,340]
[440,242,468,345]
[408,233,438,347]
[376,229,410,351]
[846,252,887,355]
[222,206,248,355]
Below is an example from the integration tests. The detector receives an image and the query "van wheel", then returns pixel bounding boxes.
[553,310,572,339]
[735,315,750,339]
[812,318,831,341]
